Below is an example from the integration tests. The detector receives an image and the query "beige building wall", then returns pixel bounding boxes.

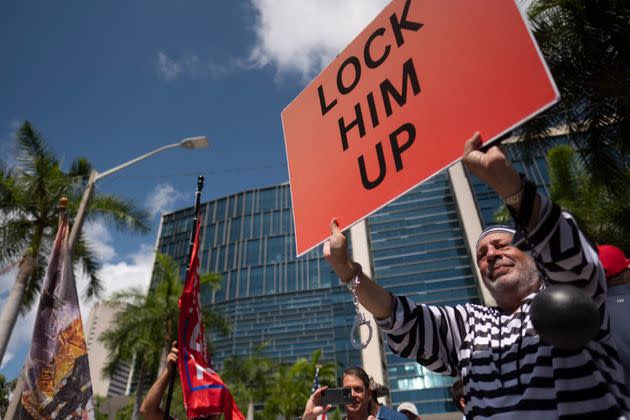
[349,220,389,402]
[448,162,496,307]
[86,301,128,397]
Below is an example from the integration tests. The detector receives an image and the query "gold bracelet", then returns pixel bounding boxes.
[502,187,524,209]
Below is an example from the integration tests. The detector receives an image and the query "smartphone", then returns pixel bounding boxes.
[320,387,354,406]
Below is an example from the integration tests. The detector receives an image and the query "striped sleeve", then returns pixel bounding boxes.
[515,195,607,307]
[376,296,468,376]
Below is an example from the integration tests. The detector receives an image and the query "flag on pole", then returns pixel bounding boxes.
[21,205,94,419]
[311,367,327,420]
[178,221,245,420]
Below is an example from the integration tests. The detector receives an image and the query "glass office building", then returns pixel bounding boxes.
[156,183,362,372]
[153,138,561,414]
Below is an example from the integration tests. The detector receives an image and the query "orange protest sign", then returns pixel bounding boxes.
[282,0,559,256]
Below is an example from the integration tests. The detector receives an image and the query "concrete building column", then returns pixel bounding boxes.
[448,162,496,307]
[349,220,389,399]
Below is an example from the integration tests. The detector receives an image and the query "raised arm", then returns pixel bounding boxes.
[324,219,395,320]
[140,342,178,420]
[324,217,467,376]
[463,133,604,300]
[462,132,540,232]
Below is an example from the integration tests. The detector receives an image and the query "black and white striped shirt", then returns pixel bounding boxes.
[376,196,630,419]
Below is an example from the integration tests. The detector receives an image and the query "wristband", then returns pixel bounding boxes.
[503,187,524,209]
[341,262,362,284]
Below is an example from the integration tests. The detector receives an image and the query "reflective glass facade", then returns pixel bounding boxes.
[156,184,361,371]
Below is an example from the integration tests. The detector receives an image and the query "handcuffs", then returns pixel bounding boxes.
[345,264,373,350]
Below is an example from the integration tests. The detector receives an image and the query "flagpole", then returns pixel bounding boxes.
[163,176,204,420]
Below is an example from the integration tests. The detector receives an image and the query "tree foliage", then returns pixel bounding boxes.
[518,0,630,190]
[0,121,150,312]
[546,144,630,251]
[0,373,13,417]
[221,341,275,417]
[262,350,337,420]
[494,144,630,252]
[100,252,230,418]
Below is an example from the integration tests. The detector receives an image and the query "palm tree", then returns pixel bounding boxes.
[518,0,630,190]
[0,373,13,417]
[100,252,230,420]
[262,350,337,420]
[494,144,630,251]
[221,341,275,419]
[0,121,150,364]
[545,144,630,250]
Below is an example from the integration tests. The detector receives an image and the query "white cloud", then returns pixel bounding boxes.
[83,243,155,301]
[146,183,187,218]
[157,52,183,81]
[77,242,156,329]
[156,51,232,81]
[247,0,389,79]
[159,1,533,83]
[1,352,13,369]
[156,1,388,82]
[83,220,116,262]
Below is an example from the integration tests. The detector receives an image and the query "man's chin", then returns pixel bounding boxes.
[488,275,519,293]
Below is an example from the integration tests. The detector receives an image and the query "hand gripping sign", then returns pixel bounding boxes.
[281,0,559,256]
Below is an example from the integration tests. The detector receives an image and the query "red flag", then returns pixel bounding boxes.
[178,221,245,420]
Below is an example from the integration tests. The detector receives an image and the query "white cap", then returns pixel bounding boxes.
[397,402,419,416]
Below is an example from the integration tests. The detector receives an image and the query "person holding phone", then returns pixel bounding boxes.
[302,366,372,420]
[302,367,404,420]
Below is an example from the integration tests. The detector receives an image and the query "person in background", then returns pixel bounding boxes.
[449,379,465,418]
[396,402,421,420]
[303,366,404,420]
[598,244,630,388]
[302,366,373,420]
[368,378,407,420]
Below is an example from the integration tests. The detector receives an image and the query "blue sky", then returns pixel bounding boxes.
[0,0,392,381]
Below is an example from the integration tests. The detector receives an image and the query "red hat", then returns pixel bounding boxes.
[597,245,630,279]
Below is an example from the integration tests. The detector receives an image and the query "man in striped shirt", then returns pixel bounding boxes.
[323,133,630,418]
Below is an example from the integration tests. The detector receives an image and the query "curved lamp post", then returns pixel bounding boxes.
[69,136,209,252]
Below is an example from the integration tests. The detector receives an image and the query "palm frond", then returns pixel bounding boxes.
[546,144,580,202]
[519,0,630,190]
[86,194,151,234]
[0,219,31,269]
[0,164,20,211]
[202,308,231,337]
[68,158,93,180]
[200,272,222,291]
[74,234,104,301]
[15,121,52,166]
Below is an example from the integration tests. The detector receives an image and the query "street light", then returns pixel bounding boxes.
[69,136,208,252]
[4,135,209,418]
[180,136,209,149]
